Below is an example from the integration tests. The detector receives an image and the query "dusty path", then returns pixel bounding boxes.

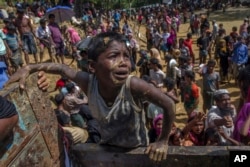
[134,6,250,128]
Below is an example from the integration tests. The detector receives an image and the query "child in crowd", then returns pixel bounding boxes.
[199,59,220,113]
[163,77,179,104]
[148,57,166,88]
[182,112,206,146]
[73,49,89,72]
[54,93,89,145]
[36,19,54,63]
[183,70,199,118]
[8,32,175,162]
[204,128,220,146]
[63,82,88,128]
[169,128,184,146]
[137,50,150,77]
[148,114,163,143]
[5,24,23,73]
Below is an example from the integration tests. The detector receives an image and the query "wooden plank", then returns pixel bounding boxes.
[24,73,64,166]
[8,132,53,167]
[71,144,250,167]
[0,73,64,167]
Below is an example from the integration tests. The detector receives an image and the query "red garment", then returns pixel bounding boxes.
[2,27,8,34]
[56,79,65,88]
[188,131,204,146]
[183,39,194,56]
[230,32,238,38]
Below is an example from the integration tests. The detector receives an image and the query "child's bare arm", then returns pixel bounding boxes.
[217,127,241,146]
[6,63,89,93]
[130,77,175,161]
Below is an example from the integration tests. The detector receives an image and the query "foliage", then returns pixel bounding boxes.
[90,0,161,9]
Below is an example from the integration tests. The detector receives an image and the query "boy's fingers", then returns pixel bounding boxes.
[4,76,19,87]
[37,75,47,84]
[39,82,49,90]
[144,145,151,154]
[38,71,45,77]
[163,151,167,160]
[19,77,26,89]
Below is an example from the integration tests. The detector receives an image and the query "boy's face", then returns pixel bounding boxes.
[207,64,215,73]
[49,17,55,23]
[192,121,204,135]
[91,41,131,86]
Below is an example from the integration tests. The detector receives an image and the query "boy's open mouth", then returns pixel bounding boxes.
[114,71,129,79]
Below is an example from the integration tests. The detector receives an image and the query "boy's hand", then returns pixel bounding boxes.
[37,71,50,91]
[145,140,168,162]
[5,67,49,91]
[217,127,228,139]
[5,66,31,89]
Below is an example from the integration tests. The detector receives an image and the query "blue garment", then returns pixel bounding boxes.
[232,42,248,65]
[6,33,19,51]
[0,62,9,90]
[113,12,121,22]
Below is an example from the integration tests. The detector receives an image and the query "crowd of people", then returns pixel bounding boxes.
[1,0,250,164]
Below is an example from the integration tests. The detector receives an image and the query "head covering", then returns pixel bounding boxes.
[153,114,163,136]
[65,82,75,92]
[214,89,229,98]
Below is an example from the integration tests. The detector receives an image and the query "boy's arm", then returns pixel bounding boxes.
[130,77,175,162]
[6,63,89,93]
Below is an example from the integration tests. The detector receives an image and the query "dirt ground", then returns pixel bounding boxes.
[27,6,250,129]
[171,7,250,128]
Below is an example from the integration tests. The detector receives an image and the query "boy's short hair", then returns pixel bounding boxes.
[187,33,192,38]
[185,70,195,81]
[207,59,216,66]
[179,38,184,43]
[39,18,47,24]
[54,93,64,105]
[65,82,75,92]
[48,14,55,19]
[149,57,160,65]
[163,77,175,89]
[87,32,127,61]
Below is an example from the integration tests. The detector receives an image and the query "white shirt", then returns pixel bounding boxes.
[36,25,51,38]
[149,69,166,87]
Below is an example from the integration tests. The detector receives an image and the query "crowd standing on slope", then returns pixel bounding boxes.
[1,0,250,164]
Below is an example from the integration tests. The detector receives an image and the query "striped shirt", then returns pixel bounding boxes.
[0,96,18,119]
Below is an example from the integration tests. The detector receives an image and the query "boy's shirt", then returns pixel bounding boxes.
[184,83,199,111]
[5,33,19,51]
[202,71,220,92]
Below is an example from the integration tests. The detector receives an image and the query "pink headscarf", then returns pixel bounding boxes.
[153,114,163,136]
